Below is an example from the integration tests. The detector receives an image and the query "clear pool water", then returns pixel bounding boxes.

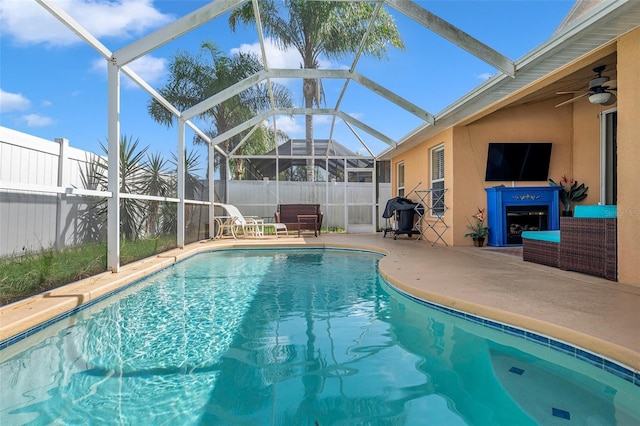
[1,249,638,425]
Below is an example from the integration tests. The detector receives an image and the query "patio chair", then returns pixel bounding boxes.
[214,203,264,239]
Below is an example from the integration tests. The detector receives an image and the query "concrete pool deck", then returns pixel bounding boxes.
[1,233,639,373]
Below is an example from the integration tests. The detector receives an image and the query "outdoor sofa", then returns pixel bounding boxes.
[274,204,323,235]
[522,205,617,281]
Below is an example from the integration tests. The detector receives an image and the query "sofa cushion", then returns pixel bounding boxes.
[521,230,560,243]
[574,205,617,219]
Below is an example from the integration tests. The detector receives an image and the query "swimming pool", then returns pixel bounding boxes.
[1,249,638,425]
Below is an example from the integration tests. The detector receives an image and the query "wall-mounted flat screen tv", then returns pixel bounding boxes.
[485,142,552,181]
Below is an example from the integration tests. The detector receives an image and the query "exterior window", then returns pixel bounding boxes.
[397,162,405,197]
[431,146,445,216]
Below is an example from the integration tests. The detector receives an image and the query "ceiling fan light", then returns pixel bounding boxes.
[601,93,617,106]
[589,92,612,104]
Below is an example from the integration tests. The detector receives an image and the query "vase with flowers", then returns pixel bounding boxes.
[464,208,489,247]
[549,175,588,216]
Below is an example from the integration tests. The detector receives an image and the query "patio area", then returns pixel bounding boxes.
[1,232,639,374]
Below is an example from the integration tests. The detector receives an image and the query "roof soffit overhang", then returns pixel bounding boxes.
[454,42,618,128]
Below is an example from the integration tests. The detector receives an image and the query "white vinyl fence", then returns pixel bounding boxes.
[0,127,103,257]
[1,127,390,258]
[227,180,391,232]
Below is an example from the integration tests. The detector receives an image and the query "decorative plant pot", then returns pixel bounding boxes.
[473,237,485,247]
[561,210,573,217]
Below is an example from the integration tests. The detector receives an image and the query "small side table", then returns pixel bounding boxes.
[297,214,318,237]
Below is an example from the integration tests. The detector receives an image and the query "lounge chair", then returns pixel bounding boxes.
[264,222,289,238]
[214,203,264,239]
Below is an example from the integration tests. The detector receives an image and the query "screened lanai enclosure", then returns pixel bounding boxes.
[1,0,526,271]
[225,138,387,233]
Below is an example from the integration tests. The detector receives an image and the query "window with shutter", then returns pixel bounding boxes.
[397,162,405,197]
[431,146,445,216]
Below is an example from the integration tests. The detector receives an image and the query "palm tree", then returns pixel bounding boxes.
[145,152,172,236]
[79,136,152,242]
[229,0,405,181]
[226,122,290,180]
[160,148,205,238]
[78,154,108,243]
[100,135,149,241]
[148,41,294,180]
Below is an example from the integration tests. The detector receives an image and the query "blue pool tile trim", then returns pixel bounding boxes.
[550,339,575,356]
[525,331,550,345]
[509,366,525,375]
[552,407,571,420]
[1,248,638,389]
[384,281,640,388]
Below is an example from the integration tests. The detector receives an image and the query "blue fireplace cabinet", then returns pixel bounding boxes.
[485,186,561,247]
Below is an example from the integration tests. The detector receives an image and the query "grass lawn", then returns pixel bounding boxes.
[0,236,176,306]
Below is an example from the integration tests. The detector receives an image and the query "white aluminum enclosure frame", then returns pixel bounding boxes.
[33,0,523,272]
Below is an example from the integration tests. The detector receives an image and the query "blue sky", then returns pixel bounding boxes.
[0,0,576,162]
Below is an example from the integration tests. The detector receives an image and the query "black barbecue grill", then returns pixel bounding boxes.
[382,197,424,239]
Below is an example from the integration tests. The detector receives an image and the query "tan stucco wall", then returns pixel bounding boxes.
[393,98,575,247]
[391,27,639,285]
[616,28,640,284]
[453,98,574,245]
[391,128,454,245]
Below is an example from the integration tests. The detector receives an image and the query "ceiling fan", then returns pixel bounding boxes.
[555,65,617,107]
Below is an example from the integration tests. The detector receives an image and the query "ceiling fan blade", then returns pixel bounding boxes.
[556,91,584,95]
[602,79,617,90]
[555,92,590,108]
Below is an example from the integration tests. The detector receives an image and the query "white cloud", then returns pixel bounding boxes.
[232,38,301,69]
[275,116,303,134]
[22,114,55,128]
[0,89,31,113]
[272,114,347,137]
[90,58,105,73]
[271,115,339,138]
[0,0,173,47]
[477,72,493,81]
[232,38,340,70]
[127,56,167,86]
[313,115,332,126]
[317,57,337,69]
[91,55,167,88]
[0,90,55,127]
[346,112,364,120]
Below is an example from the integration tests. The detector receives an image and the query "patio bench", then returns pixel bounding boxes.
[275,204,323,234]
